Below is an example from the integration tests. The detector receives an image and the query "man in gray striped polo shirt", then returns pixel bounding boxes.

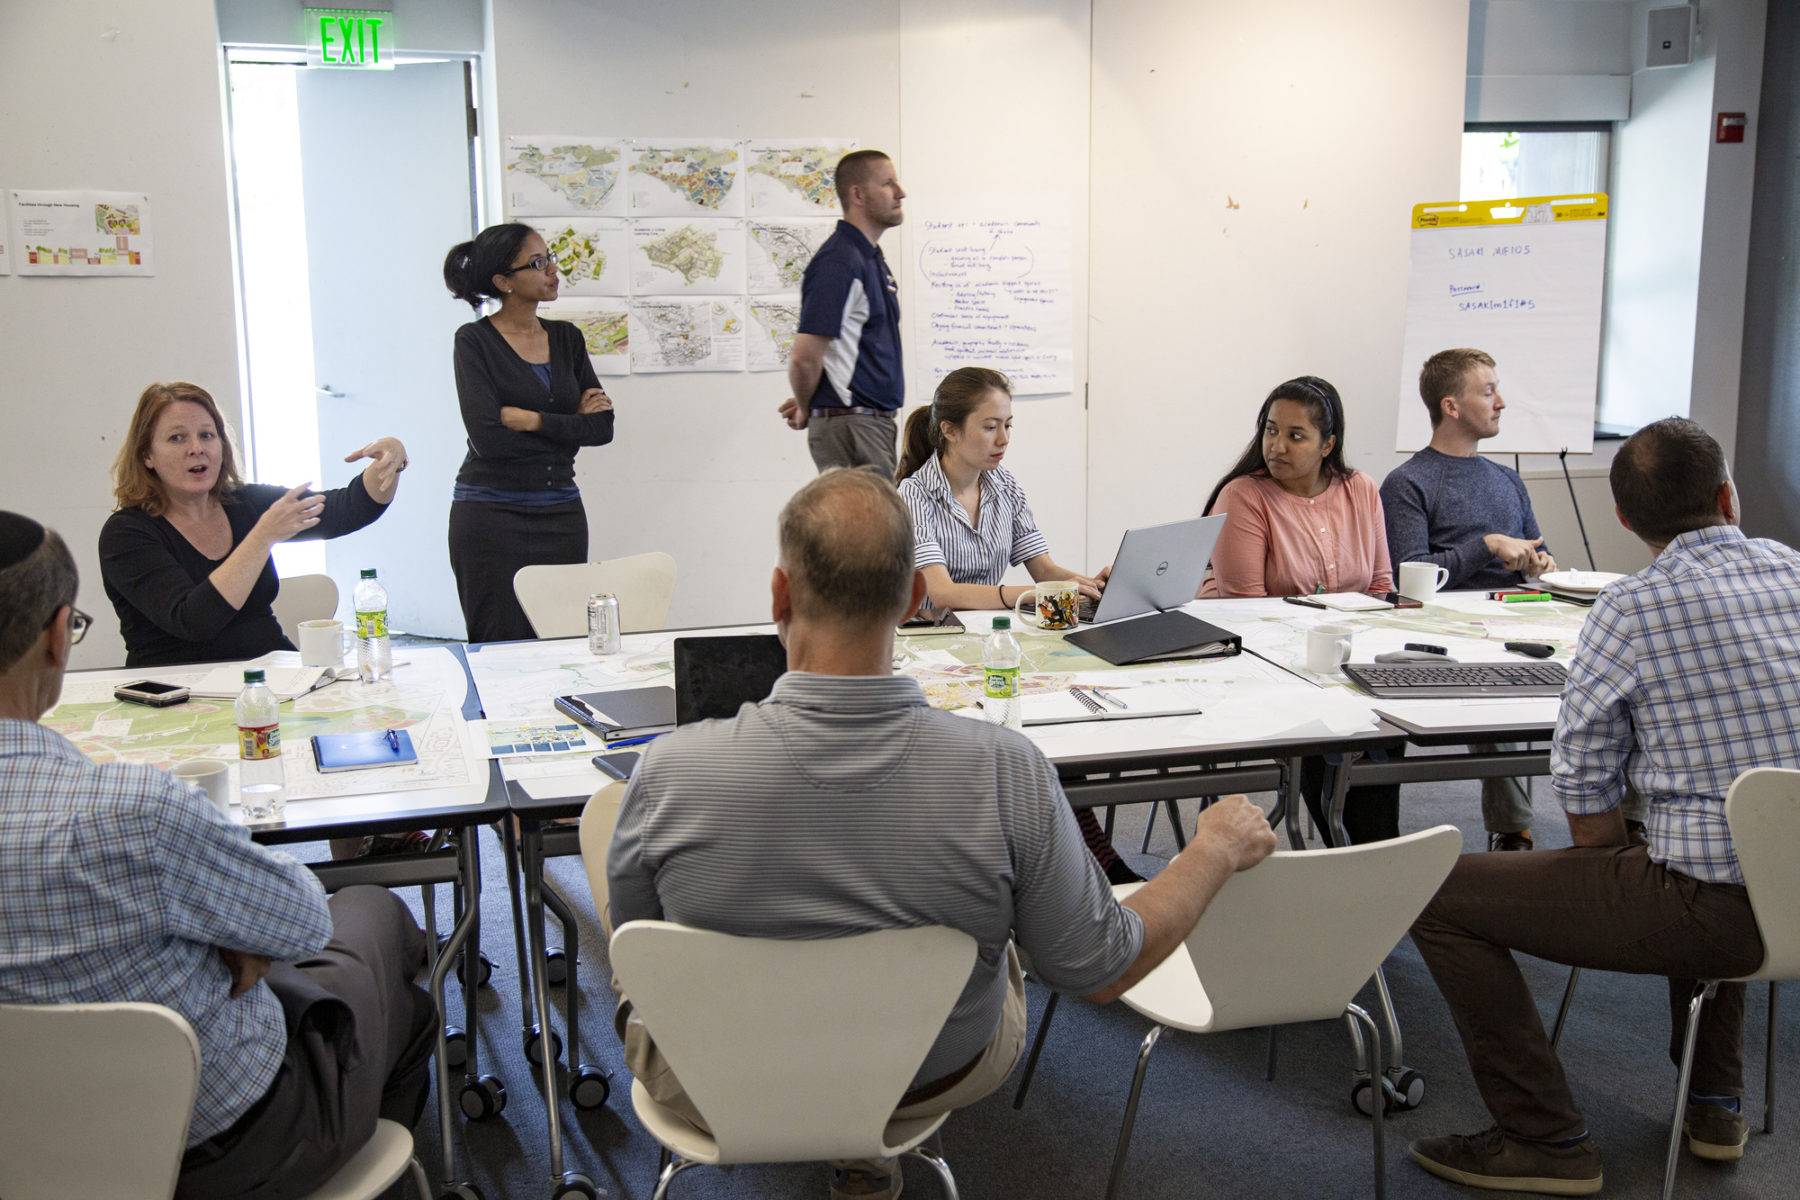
[607,468,1275,1199]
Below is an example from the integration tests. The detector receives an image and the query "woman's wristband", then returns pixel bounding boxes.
[997,585,1006,608]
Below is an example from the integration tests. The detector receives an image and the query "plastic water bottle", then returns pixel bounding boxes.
[353,568,392,682]
[235,669,285,820]
[984,615,1022,731]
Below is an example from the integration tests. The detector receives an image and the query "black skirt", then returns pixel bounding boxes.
[448,498,588,643]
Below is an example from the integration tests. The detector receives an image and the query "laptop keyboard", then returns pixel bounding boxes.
[1342,661,1568,699]
[1078,594,1099,624]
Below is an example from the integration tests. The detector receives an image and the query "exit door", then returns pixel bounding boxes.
[295,60,475,638]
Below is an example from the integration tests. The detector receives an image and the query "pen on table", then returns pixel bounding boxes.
[1089,685,1128,711]
[384,728,400,750]
[1283,595,1328,610]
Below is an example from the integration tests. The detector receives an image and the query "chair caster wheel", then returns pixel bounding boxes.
[459,1074,506,1120]
[525,1025,563,1066]
[1351,1075,1400,1117]
[551,1173,599,1199]
[570,1065,610,1110]
[439,1186,485,1200]
[443,1026,468,1070]
[545,948,569,986]
[456,951,494,989]
[1388,1067,1426,1110]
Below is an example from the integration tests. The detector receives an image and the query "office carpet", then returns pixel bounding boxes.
[328,762,1796,1200]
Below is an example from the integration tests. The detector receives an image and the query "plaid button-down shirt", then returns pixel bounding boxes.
[1553,524,1800,884]
[0,721,332,1142]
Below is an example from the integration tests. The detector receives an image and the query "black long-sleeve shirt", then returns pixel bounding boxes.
[452,317,615,490]
[99,477,388,667]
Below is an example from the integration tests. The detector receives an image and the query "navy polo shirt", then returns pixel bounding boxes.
[797,220,904,412]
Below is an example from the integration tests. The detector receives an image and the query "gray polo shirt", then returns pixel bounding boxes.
[607,671,1145,1086]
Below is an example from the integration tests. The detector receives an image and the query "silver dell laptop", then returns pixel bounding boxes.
[1086,514,1228,624]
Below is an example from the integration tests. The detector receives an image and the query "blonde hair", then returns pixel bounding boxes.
[112,382,245,517]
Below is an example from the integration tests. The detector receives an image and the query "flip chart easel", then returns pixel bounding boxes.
[1395,194,1608,454]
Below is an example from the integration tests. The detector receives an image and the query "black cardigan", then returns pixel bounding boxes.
[452,316,615,490]
[99,477,388,667]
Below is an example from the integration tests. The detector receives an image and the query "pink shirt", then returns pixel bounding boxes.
[1200,471,1395,598]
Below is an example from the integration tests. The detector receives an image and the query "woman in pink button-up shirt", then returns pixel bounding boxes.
[1200,376,1400,846]
[1199,376,1393,599]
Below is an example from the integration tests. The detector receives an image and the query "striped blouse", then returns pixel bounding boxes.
[898,454,1050,585]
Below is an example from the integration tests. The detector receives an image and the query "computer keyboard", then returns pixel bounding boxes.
[1341,661,1568,699]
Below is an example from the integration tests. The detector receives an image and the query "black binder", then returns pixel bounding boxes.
[1064,610,1242,666]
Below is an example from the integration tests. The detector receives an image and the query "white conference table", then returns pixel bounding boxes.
[53,647,506,1199]
[462,591,1598,1193]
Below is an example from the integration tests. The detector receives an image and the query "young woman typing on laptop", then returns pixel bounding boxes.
[896,368,1106,612]
[897,367,1138,882]
[1198,376,1402,846]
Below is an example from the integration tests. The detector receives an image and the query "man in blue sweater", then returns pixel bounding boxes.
[1382,349,1553,851]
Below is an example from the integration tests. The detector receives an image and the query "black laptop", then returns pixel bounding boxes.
[672,634,789,724]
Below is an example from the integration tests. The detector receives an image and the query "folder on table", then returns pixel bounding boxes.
[1065,611,1241,666]
[555,686,678,742]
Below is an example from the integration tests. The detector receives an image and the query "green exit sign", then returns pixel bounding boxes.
[306,8,393,69]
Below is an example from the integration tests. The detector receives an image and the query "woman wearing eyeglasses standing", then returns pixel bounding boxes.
[443,223,616,643]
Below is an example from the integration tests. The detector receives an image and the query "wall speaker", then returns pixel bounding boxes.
[1646,5,1694,68]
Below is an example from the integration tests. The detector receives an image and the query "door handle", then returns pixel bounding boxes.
[316,384,346,399]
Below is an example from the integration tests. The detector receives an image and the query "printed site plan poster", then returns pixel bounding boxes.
[911,194,1075,396]
[10,189,154,276]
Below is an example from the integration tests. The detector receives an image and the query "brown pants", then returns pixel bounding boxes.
[1411,844,1763,1143]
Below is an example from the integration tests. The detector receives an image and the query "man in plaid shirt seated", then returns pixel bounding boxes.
[1406,418,1786,1196]
[0,511,434,1200]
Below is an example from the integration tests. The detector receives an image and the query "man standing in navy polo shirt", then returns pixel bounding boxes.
[778,150,908,476]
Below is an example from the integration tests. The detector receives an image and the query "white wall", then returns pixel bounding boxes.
[0,0,240,670]
[1465,0,1632,121]
[489,0,1094,626]
[217,0,483,53]
[1086,0,1470,560]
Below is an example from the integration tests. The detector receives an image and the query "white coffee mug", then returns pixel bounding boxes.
[173,757,232,815]
[1305,623,1355,674]
[298,618,353,667]
[1398,562,1451,603]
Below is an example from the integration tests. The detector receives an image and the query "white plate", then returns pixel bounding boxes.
[1539,570,1626,594]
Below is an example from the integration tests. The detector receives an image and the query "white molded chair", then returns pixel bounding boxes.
[607,920,978,1199]
[514,552,678,638]
[272,572,340,645]
[1552,767,1800,1200]
[0,1001,428,1200]
[1013,825,1463,1200]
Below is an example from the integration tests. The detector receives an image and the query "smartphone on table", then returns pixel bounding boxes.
[591,751,641,781]
[113,680,190,707]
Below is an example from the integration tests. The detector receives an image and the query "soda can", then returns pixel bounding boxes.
[587,593,621,655]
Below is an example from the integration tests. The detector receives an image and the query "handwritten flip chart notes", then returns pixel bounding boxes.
[913,196,1074,397]
[1396,194,1608,454]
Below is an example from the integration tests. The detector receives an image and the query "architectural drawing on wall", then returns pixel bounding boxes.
[629,297,746,372]
[630,219,745,295]
[746,294,802,371]
[499,136,868,375]
[542,298,630,376]
[0,192,10,275]
[505,136,627,217]
[746,218,836,293]
[744,140,857,216]
[529,218,629,296]
[10,189,155,276]
[628,140,744,217]
[912,195,1074,396]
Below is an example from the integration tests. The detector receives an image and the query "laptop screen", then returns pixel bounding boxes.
[672,634,789,724]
